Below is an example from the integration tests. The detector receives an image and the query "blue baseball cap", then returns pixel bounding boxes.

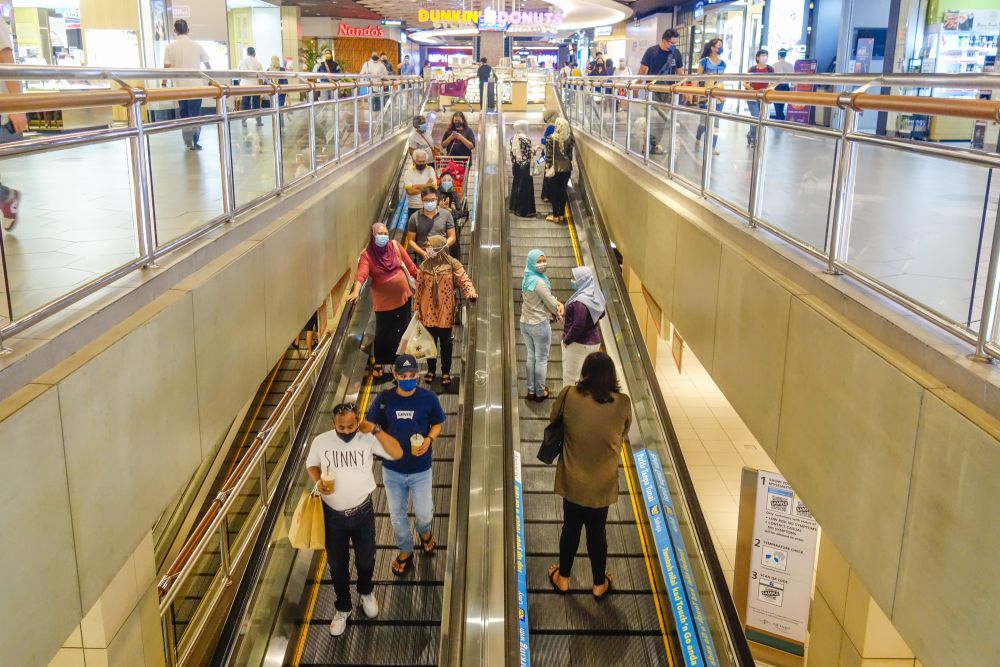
[394,354,418,373]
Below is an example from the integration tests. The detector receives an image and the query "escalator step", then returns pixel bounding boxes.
[528,633,667,667]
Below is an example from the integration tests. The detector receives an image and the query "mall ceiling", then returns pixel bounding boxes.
[284,0,381,20]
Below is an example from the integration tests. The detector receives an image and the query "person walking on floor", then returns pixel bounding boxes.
[162,19,212,151]
[347,223,418,379]
[544,118,574,223]
[238,46,265,127]
[744,50,774,147]
[414,235,478,386]
[561,266,605,388]
[771,48,795,121]
[363,354,446,576]
[694,38,727,156]
[508,120,537,217]
[306,402,403,636]
[521,249,563,402]
[547,351,632,600]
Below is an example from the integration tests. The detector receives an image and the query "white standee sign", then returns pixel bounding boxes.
[743,471,818,656]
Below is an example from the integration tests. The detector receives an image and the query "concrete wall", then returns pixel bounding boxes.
[0,135,405,666]
[577,134,1000,667]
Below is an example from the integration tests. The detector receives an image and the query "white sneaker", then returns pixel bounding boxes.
[360,593,380,619]
[713,149,720,156]
[329,609,350,636]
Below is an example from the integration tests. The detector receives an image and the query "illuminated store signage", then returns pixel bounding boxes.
[417,9,481,23]
[338,23,385,37]
[416,7,564,31]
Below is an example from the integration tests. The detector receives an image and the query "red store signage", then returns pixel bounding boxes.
[338,23,385,37]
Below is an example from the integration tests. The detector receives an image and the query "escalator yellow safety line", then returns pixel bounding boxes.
[565,205,676,666]
[290,369,377,667]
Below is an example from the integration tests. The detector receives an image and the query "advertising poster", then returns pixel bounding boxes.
[784,59,816,124]
[740,471,818,656]
[512,451,530,667]
[854,37,874,73]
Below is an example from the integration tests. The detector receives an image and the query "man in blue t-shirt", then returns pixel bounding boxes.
[363,354,446,575]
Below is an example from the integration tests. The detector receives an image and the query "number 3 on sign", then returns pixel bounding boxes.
[751,571,757,580]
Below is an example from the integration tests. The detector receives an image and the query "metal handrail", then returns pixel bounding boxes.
[0,68,426,351]
[558,78,1000,360]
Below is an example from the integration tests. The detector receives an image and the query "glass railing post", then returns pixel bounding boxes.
[307,84,318,174]
[668,92,679,175]
[825,100,859,275]
[700,94,713,196]
[334,90,341,162]
[972,206,1000,360]
[747,90,768,228]
[643,102,652,164]
[216,87,236,219]
[624,90,632,152]
[272,84,284,191]
[126,93,157,267]
[353,94,360,152]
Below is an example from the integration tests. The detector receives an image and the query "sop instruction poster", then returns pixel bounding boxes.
[744,471,818,655]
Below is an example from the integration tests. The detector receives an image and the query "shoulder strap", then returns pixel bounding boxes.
[555,386,571,419]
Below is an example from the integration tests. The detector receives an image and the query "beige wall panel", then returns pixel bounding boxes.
[639,196,677,322]
[807,591,844,667]
[59,294,201,608]
[0,387,82,667]
[262,208,325,362]
[892,392,1000,666]
[712,248,791,456]
[776,299,921,610]
[671,221,722,370]
[189,245,268,455]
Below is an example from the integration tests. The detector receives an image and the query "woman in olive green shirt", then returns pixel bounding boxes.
[547,351,631,599]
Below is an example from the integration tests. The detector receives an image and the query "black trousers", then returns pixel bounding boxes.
[550,171,571,218]
[425,325,454,375]
[322,500,376,612]
[374,300,411,365]
[558,498,609,586]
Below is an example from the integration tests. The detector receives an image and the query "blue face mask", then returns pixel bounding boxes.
[419,123,428,132]
[717,47,724,56]
[397,378,418,391]
[423,200,438,212]
[570,281,577,290]
[374,234,389,247]
[441,181,453,192]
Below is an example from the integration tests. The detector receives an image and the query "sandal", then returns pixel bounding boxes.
[420,532,436,554]
[547,564,568,594]
[391,553,412,576]
[534,387,550,402]
[593,572,613,600]
[424,372,435,384]
[371,366,384,379]
[545,215,559,222]
[441,374,452,386]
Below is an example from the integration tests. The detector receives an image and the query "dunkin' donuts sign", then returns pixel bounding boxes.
[338,23,385,37]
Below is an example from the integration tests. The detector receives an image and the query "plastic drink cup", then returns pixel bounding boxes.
[320,471,335,494]
[410,433,424,455]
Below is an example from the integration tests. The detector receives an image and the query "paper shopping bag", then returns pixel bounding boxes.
[288,492,325,550]
[397,315,438,360]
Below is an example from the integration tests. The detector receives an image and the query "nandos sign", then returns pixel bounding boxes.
[338,23,385,37]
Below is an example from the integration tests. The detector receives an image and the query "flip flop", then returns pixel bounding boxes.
[593,572,613,600]
[420,533,436,554]
[547,564,568,594]
[424,372,435,384]
[535,387,550,402]
[391,553,412,576]
[441,374,452,386]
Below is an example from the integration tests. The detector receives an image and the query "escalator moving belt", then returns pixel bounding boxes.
[509,130,675,667]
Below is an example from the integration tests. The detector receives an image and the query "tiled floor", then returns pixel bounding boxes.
[653,330,778,594]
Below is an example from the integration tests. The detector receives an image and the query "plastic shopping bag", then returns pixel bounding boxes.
[397,315,438,360]
[288,491,325,550]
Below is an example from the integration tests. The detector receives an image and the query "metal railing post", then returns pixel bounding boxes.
[214,84,236,219]
[624,92,632,152]
[161,608,178,667]
[353,94,360,152]
[747,89,769,227]
[972,204,1000,361]
[334,90,341,162]
[126,91,157,267]
[219,519,232,582]
[643,101,652,164]
[668,92,678,175]
[259,455,269,505]
[700,93,713,196]
[825,96,859,275]
[307,83,318,175]
[271,84,284,191]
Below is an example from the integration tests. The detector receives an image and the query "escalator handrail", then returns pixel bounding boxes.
[563,111,755,664]
[209,142,412,667]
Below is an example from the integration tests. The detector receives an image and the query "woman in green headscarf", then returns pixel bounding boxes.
[520,249,564,401]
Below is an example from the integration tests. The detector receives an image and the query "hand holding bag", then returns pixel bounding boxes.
[289,491,325,550]
[397,314,438,359]
[537,387,570,464]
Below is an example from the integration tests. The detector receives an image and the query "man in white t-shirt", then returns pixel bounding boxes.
[402,149,438,219]
[0,17,25,231]
[237,46,264,127]
[360,51,389,113]
[162,19,212,150]
[306,402,402,637]
[771,48,795,121]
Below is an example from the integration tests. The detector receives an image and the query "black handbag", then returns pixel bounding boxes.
[537,388,570,464]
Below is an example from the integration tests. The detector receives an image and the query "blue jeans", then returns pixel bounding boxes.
[746,101,766,143]
[177,98,203,147]
[521,320,551,395]
[696,100,724,147]
[382,467,434,553]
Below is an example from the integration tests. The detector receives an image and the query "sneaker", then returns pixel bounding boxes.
[360,593,379,619]
[329,610,350,636]
[713,149,720,156]
[0,189,21,231]
[191,143,203,151]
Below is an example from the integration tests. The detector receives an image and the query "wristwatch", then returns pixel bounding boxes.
[371,424,382,435]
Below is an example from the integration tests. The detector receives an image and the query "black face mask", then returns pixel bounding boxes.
[372,55,379,61]
[453,122,463,128]
[336,430,357,443]
[415,163,426,170]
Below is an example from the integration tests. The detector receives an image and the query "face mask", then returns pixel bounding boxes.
[374,234,389,247]
[535,262,547,273]
[570,281,577,290]
[415,163,426,171]
[423,200,438,212]
[419,123,427,133]
[717,48,724,56]
[453,120,463,128]
[336,430,357,442]
[398,378,418,391]
[372,55,379,61]
[441,181,452,192]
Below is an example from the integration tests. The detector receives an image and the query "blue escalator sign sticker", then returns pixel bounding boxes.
[634,449,705,666]
[512,450,531,667]
[648,450,721,667]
